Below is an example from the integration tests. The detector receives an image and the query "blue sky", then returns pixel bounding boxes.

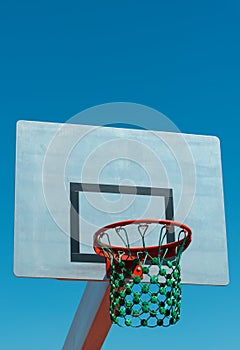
[1,1,240,349]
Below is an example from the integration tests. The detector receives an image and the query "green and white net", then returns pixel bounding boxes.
[94,220,191,328]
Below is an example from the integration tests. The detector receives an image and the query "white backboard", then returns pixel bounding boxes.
[14,120,229,285]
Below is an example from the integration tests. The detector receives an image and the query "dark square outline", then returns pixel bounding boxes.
[70,182,174,263]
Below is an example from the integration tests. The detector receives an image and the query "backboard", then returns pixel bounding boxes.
[14,120,229,285]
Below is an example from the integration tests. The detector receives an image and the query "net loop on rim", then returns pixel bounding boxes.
[94,219,192,328]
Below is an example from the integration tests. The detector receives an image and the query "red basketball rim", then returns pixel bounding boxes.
[94,219,192,260]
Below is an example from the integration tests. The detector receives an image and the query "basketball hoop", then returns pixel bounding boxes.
[94,219,192,327]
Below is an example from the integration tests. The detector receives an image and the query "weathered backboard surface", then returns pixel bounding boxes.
[14,120,229,285]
